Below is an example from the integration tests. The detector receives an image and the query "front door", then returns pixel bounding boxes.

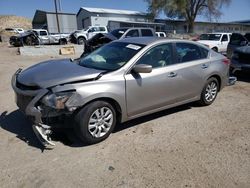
[125,43,179,117]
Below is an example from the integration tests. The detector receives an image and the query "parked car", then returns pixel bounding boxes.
[226,33,250,74]
[83,27,156,55]
[9,30,40,47]
[12,38,229,147]
[227,32,250,59]
[197,33,232,54]
[70,26,108,44]
[156,32,166,37]
[9,29,70,47]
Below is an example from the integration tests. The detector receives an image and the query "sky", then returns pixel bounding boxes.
[0,0,249,22]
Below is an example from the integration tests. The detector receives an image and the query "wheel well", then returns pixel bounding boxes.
[77,98,122,123]
[208,75,221,91]
[77,36,86,40]
[212,47,218,51]
[59,38,67,42]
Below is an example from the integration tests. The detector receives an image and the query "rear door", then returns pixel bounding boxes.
[172,42,210,103]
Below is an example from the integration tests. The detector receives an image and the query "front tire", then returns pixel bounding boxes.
[74,101,116,144]
[77,37,86,45]
[199,77,219,106]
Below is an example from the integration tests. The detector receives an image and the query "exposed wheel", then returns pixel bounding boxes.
[77,37,86,45]
[199,77,219,106]
[212,47,218,52]
[74,101,116,144]
[59,39,67,45]
[25,36,34,46]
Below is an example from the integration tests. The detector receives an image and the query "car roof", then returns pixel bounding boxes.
[118,37,198,46]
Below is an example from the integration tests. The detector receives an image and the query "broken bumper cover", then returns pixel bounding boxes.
[11,69,56,148]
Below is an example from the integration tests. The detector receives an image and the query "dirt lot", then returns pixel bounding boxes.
[0,43,250,188]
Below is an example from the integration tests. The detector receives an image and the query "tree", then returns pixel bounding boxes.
[145,0,231,33]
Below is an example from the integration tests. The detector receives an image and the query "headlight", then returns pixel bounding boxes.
[41,91,75,110]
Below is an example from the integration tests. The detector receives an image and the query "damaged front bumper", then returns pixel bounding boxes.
[12,69,56,148]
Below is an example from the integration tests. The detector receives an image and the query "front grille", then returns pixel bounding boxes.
[16,93,34,113]
[238,52,250,64]
[16,80,40,90]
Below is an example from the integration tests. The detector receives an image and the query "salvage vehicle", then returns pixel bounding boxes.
[12,37,229,147]
[9,30,40,47]
[226,33,250,74]
[197,33,232,54]
[70,26,108,45]
[83,27,156,55]
[9,29,69,47]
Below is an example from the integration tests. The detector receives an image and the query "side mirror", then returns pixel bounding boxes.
[132,64,152,73]
[240,40,248,46]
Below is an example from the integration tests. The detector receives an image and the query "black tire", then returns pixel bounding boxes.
[199,77,219,106]
[74,101,116,144]
[212,47,218,52]
[59,39,67,45]
[77,37,86,45]
[25,36,33,46]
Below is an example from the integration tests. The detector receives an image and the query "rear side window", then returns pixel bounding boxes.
[141,29,153,36]
[229,33,247,45]
[125,29,139,38]
[176,43,203,63]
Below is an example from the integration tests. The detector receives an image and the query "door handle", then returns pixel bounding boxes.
[201,64,208,69]
[168,72,177,77]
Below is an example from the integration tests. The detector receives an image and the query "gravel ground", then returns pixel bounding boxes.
[0,43,250,188]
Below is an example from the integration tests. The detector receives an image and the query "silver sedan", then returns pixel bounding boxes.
[12,37,230,147]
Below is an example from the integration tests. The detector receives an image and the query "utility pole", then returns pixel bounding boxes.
[54,0,60,34]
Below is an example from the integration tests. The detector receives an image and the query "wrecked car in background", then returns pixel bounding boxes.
[12,37,229,147]
[9,30,40,47]
[9,29,70,47]
[70,26,108,45]
[82,27,156,56]
[227,33,250,74]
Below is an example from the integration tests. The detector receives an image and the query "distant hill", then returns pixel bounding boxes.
[0,15,32,31]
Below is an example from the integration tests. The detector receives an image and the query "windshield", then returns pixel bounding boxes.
[110,29,128,39]
[79,42,145,71]
[199,34,221,41]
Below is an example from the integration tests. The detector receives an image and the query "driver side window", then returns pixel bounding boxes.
[136,43,173,68]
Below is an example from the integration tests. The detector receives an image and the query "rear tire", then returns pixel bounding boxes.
[199,77,219,106]
[74,101,116,144]
[59,39,67,45]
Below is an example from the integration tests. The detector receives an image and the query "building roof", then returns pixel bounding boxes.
[78,7,145,16]
[35,9,76,16]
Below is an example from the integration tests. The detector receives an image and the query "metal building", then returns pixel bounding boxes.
[32,10,77,33]
[76,7,147,30]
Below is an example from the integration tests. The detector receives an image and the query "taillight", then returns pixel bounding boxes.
[223,58,230,65]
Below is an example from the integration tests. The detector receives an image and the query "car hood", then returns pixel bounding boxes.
[17,59,103,88]
[235,45,250,54]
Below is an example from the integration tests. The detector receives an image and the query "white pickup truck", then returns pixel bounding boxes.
[31,29,70,45]
[197,33,232,54]
[70,26,108,44]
